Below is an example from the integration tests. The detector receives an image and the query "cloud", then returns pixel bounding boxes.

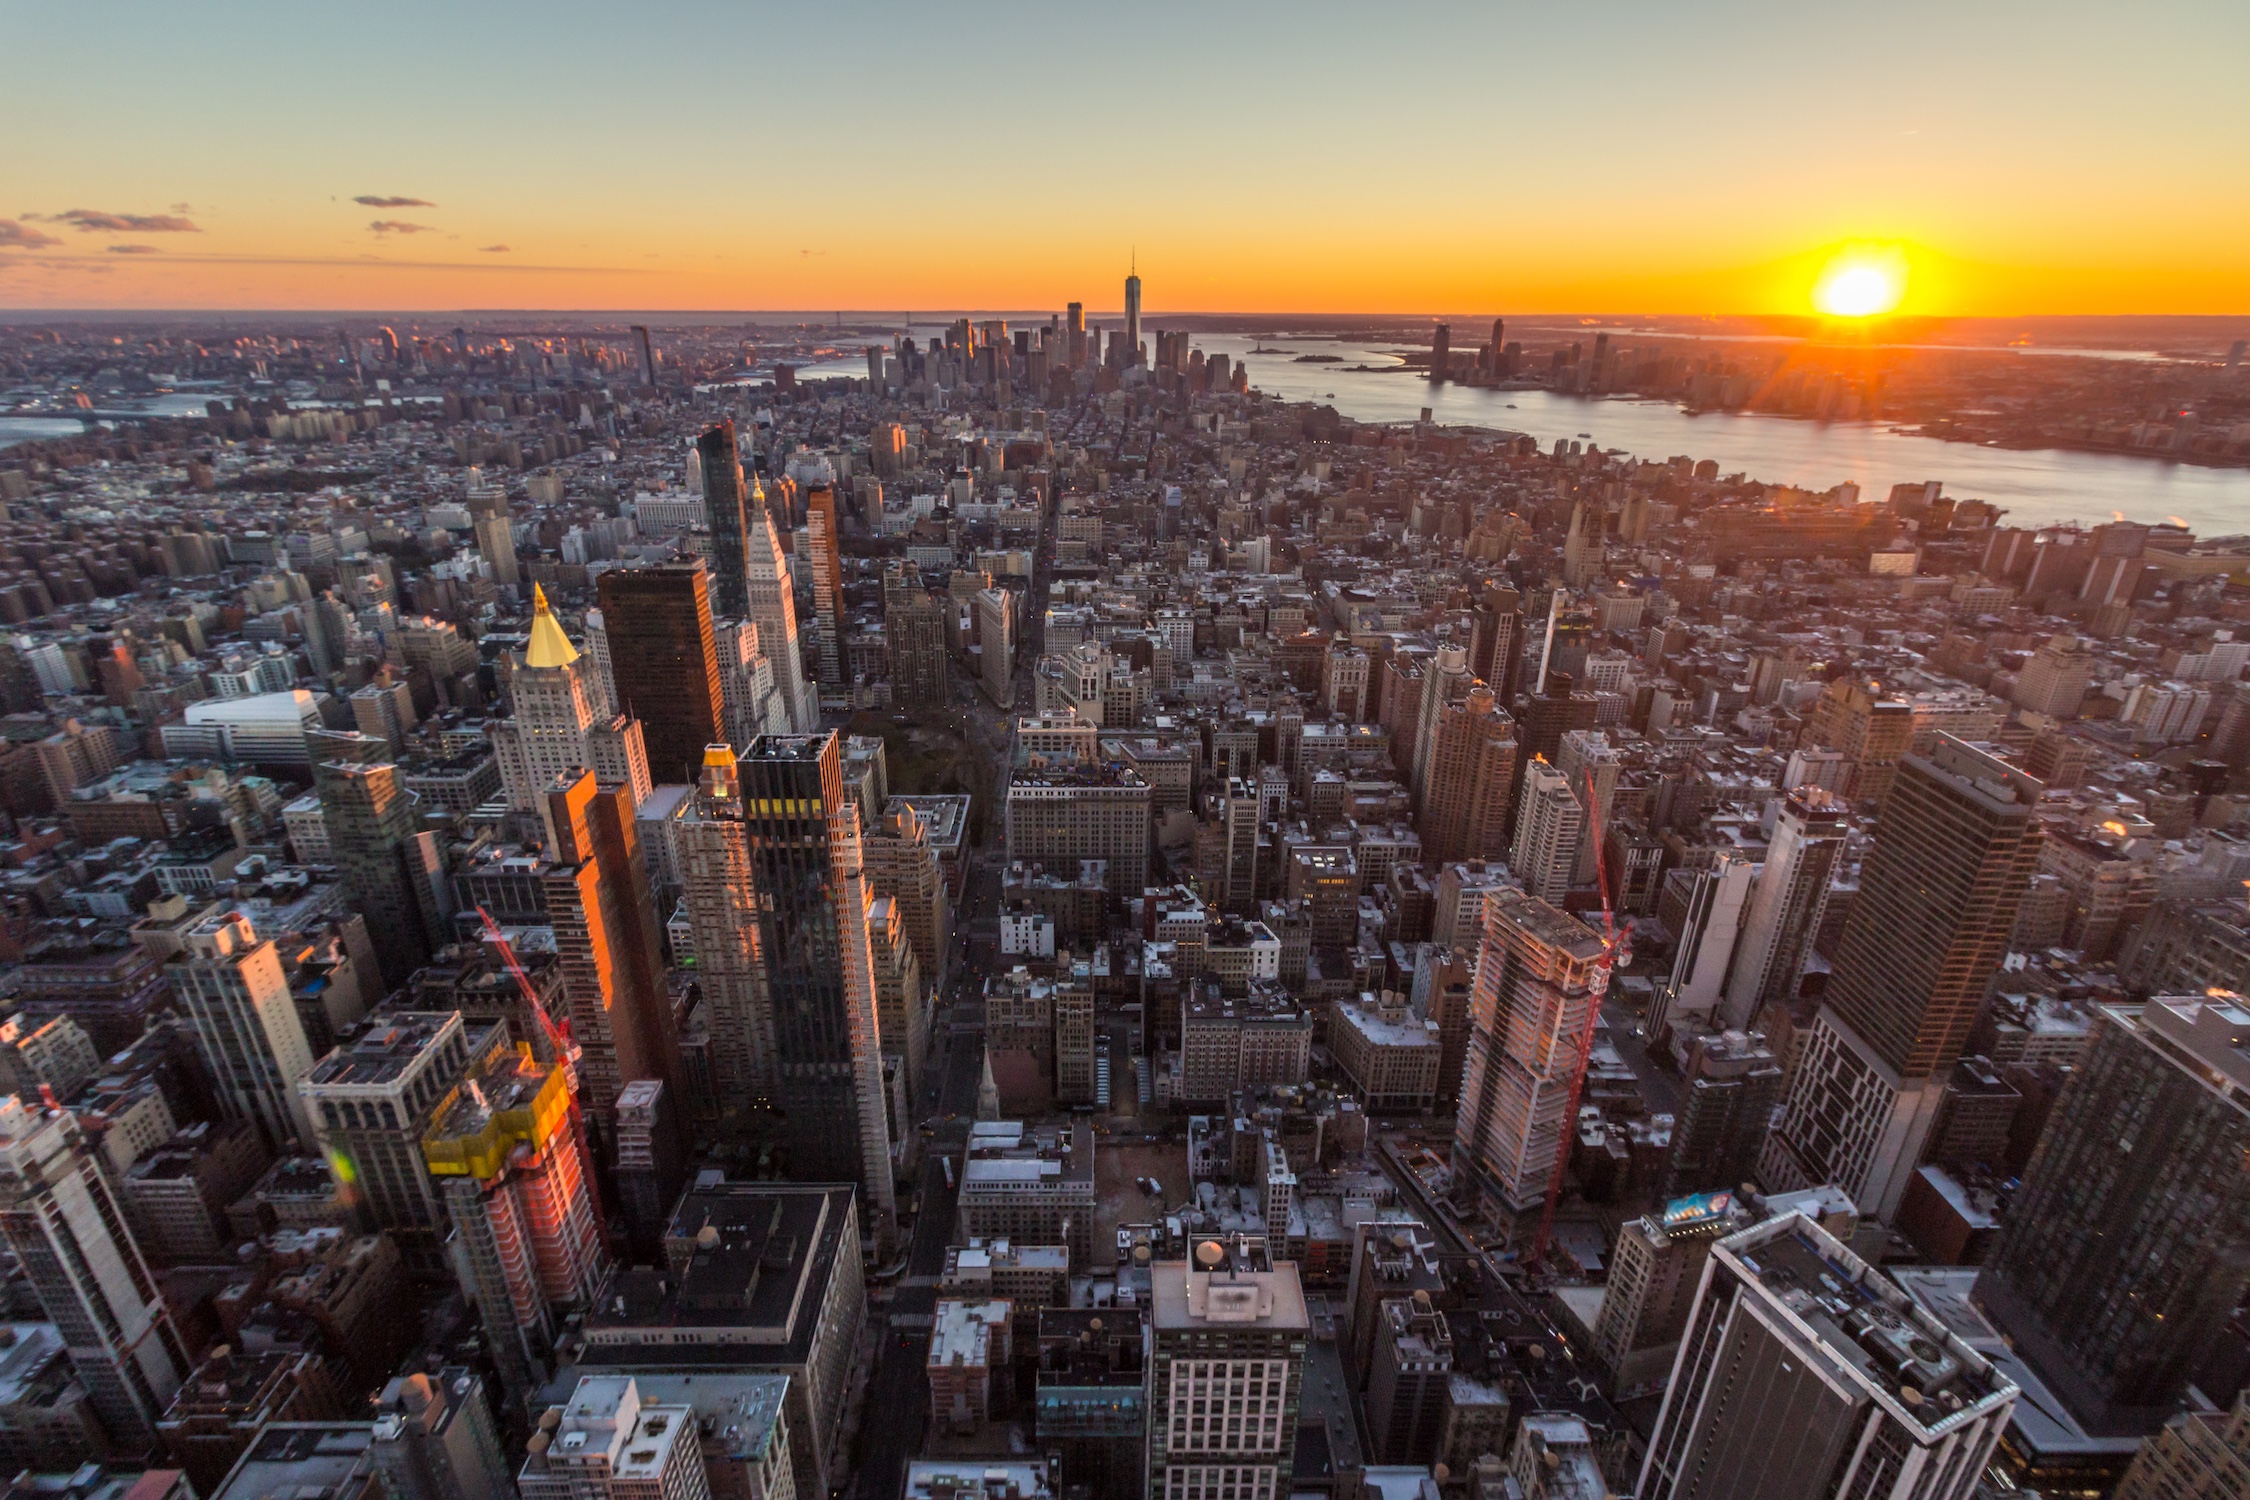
[49,209,200,233]
[368,220,435,235]
[353,195,436,208]
[478,244,511,253]
[108,244,160,255]
[0,220,61,250]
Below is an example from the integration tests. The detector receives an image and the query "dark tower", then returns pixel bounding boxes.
[594,563,725,785]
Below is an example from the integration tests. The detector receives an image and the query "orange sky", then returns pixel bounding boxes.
[4,3,2247,315]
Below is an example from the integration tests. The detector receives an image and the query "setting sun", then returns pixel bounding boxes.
[1812,245,1910,318]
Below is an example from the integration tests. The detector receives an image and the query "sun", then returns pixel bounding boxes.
[1812,245,1909,318]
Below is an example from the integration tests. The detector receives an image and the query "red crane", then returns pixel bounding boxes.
[475,905,581,1083]
[1529,768,1634,1268]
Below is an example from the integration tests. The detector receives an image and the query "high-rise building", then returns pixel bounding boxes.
[1363,1293,1451,1465]
[736,736,896,1234]
[370,1368,516,1500]
[1764,738,2042,1219]
[1553,727,1621,883]
[1419,686,1517,865]
[713,616,788,743]
[1508,758,1584,903]
[165,911,316,1153]
[1147,1236,1307,1500]
[1658,1029,1782,1202]
[1452,889,1608,1231]
[2011,634,2095,719]
[957,1121,1096,1265]
[540,771,678,1139]
[676,746,775,1114]
[975,586,1016,708]
[865,802,952,990]
[698,421,755,620]
[1007,763,1151,897]
[314,741,445,991]
[1645,850,1754,1041]
[494,587,651,812]
[469,487,519,590]
[610,1080,681,1263]
[806,485,846,689]
[1123,266,1142,365]
[744,472,815,731]
[1639,1212,2017,1500]
[594,563,726,785]
[1408,645,1470,814]
[1427,323,1450,382]
[1593,1192,1751,1389]
[518,1375,709,1500]
[1719,787,1846,1029]
[867,895,927,1105]
[425,1045,608,1402]
[302,1012,506,1271]
[885,561,952,713]
[1974,996,2250,1437]
[1799,677,1915,804]
[0,1095,188,1452]
[2112,1390,2250,1500]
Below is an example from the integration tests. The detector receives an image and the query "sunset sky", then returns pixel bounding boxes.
[4,0,2246,316]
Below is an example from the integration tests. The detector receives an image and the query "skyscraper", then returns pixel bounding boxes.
[1974,996,2250,1436]
[743,471,816,731]
[1719,786,1846,1029]
[594,563,726,785]
[540,770,678,1139]
[864,801,952,990]
[1508,758,1584,904]
[806,485,846,689]
[1122,265,1141,365]
[1428,323,1450,382]
[1645,850,1754,1041]
[885,561,952,712]
[700,421,753,619]
[469,485,520,590]
[0,1094,188,1452]
[494,586,651,812]
[1420,686,1517,865]
[316,740,446,990]
[675,746,775,1114]
[165,910,317,1153]
[1640,1212,2016,1500]
[1147,1236,1307,1500]
[974,586,1015,708]
[1764,737,2042,1219]
[734,735,896,1236]
[423,1046,608,1402]
[1452,889,1608,1232]
[1407,644,1469,814]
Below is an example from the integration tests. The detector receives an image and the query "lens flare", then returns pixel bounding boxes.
[1812,246,1909,318]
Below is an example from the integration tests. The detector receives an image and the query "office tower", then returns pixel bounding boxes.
[1204,775,1260,914]
[424,1045,608,1401]
[865,802,952,988]
[805,484,847,689]
[594,563,726,784]
[0,1095,188,1452]
[1645,850,1754,1041]
[579,607,619,720]
[1428,323,1451,382]
[315,747,444,991]
[1054,975,1095,1108]
[1720,786,1846,1029]
[1147,1237,1307,1500]
[1640,1213,2016,1500]
[1452,889,1608,1231]
[1007,762,1152,897]
[303,1013,506,1271]
[867,895,927,1104]
[1421,686,1518,865]
[1765,737,2041,1219]
[1561,503,1603,586]
[975,586,1015,707]
[1658,1029,1782,1201]
[469,489,519,589]
[495,586,652,812]
[610,1080,681,1262]
[519,1376,710,1500]
[2010,634,2094,719]
[712,616,786,742]
[370,1368,516,1500]
[957,1121,1097,1264]
[540,771,678,1136]
[885,561,952,712]
[1508,758,1584,903]
[1036,1307,1147,1500]
[676,746,775,1113]
[1799,677,1915,803]
[1515,674,1597,791]
[1408,645,1470,813]
[1364,1293,1451,1465]
[1552,727,1620,884]
[2112,1390,2250,1500]
[746,473,816,731]
[736,736,896,1231]
[1123,266,1141,364]
[1593,1192,1751,1388]
[700,422,754,617]
[165,912,316,1153]
[1974,996,2250,1436]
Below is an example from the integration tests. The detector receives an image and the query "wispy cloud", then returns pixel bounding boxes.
[478,244,511,253]
[44,209,200,233]
[368,220,435,235]
[0,220,62,250]
[353,195,436,208]
[108,244,160,255]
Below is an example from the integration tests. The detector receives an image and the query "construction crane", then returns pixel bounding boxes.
[1529,768,1635,1268]
[475,905,581,1089]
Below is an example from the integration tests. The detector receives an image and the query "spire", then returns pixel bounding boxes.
[524,583,581,669]
[975,1046,1001,1122]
